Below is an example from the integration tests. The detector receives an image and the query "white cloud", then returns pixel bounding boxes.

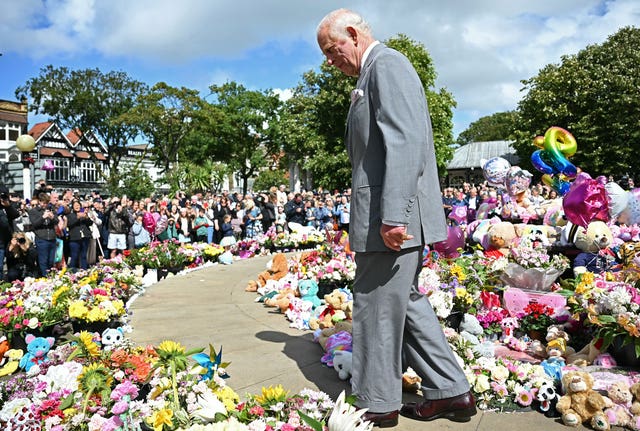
[2,0,639,136]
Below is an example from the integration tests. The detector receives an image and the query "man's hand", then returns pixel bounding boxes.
[380,223,413,251]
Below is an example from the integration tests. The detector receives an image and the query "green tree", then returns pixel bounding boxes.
[512,26,640,178]
[253,168,289,192]
[118,82,203,173]
[15,66,147,192]
[118,165,156,200]
[278,34,456,190]
[456,111,517,145]
[207,82,281,195]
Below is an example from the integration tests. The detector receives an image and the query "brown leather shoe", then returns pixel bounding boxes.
[361,410,399,428]
[400,391,477,422]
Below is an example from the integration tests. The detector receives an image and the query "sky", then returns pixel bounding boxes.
[1,0,639,139]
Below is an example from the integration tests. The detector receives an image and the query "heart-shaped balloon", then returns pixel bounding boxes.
[432,225,465,258]
[41,159,55,172]
[563,172,610,228]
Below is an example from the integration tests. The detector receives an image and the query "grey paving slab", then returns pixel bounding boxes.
[129,254,598,431]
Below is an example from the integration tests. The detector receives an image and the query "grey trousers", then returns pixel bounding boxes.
[351,247,470,412]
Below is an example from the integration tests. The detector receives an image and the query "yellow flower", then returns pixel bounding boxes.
[52,286,70,306]
[77,363,112,394]
[78,331,100,357]
[580,272,595,285]
[254,385,289,405]
[68,301,89,319]
[86,307,105,322]
[450,265,466,282]
[147,408,174,431]
[215,386,240,411]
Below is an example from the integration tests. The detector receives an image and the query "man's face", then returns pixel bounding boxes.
[317,26,360,77]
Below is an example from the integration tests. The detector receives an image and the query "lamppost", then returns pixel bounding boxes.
[16,134,36,200]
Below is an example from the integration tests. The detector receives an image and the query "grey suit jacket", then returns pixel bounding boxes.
[345,43,447,252]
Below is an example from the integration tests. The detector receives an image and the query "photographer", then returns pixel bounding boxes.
[28,192,59,276]
[5,232,38,281]
[0,187,20,280]
[67,200,93,270]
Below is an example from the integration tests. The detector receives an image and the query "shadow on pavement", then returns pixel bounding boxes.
[255,329,351,399]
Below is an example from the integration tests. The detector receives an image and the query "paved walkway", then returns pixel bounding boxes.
[129,255,592,431]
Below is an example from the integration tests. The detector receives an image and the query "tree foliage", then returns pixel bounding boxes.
[512,26,640,178]
[207,82,281,195]
[15,66,147,192]
[279,34,456,191]
[118,82,203,173]
[456,111,517,145]
[118,165,156,201]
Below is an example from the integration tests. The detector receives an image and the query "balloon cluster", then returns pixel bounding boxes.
[530,126,578,195]
[481,157,532,196]
[605,181,640,225]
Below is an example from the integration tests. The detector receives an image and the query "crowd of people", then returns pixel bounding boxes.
[0,181,355,283]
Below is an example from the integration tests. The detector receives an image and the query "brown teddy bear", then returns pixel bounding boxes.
[603,381,633,429]
[556,370,610,430]
[483,221,521,258]
[317,320,353,351]
[309,289,351,330]
[246,253,289,292]
[264,287,298,313]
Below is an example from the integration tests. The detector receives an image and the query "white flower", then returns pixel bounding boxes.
[190,389,227,423]
[0,397,31,421]
[328,390,373,431]
[474,374,491,393]
[38,362,83,394]
[490,365,509,383]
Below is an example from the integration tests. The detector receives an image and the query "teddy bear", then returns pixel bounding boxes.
[332,350,352,380]
[499,316,519,344]
[458,313,483,346]
[566,340,602,367]
[483,221,521,258]
[402,367,423,393]
[603,381,633,429]
[286,297,314,330]
[556,370,610,430]
[246,253,289,292]
[101,327,125,350]
[568,221,615,275]
[264,287,298,313]
[320,329,352,367]
[629,382,640,430]
[316,320,353,351]
[309,289,351,330]
[546,324,576,360]
[298,279,322,310]
[18,334,55,372]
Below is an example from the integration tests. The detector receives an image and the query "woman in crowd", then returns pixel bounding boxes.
[243,199,262,239]
[66,199,93,271]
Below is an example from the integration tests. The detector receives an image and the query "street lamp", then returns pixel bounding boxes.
[16,134,36,200]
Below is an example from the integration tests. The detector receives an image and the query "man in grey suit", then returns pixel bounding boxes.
[317,9,476,427]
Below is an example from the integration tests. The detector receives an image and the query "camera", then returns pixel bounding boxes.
[47,203,54,211]
[17,237,26,244]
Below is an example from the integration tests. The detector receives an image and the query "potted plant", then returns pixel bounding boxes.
[517,301,557,341]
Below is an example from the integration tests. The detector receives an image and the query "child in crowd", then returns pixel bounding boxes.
[220,214,236,247]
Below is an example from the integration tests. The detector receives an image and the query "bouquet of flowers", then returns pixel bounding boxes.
[463,356,554,411]
[501,244,570,291]
[566,271,640,357]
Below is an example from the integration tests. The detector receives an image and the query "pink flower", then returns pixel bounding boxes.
[111,400,129,415]
[249,405,265,416]
[111,380,139,400]
[515,390,533,406]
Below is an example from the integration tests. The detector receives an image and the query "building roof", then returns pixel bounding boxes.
[28,122,55,141]
[447,140,520,170]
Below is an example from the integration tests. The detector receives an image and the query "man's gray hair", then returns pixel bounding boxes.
[317,8,372,40]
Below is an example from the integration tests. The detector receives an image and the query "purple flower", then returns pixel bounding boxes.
[111,380,139,400]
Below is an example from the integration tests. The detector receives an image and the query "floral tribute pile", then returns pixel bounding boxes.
[241,217,640,430]
[0,234,370,431]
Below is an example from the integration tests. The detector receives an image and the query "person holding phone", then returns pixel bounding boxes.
[67,200,92,271]
[28,193,59,276]
[6,232,38,281]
